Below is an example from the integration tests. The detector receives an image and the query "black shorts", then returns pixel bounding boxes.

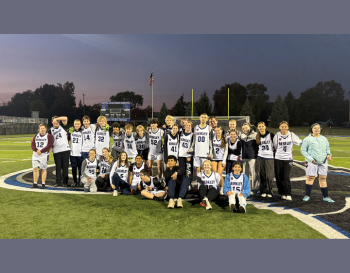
[138,148,149,160]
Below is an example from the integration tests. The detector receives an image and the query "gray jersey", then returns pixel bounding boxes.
[135,135,148,150]
[98,159,112,176]
[112,132,124,152]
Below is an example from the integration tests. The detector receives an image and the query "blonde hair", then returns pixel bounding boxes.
[102,147,114,164]
[186,121,193,128]
[165,115,174,122]
[136,125,145,132]
[97,116,107,123]
[74,119,81,124]
[200,113,208,119]
[125,124,133,130]
[229,119,237,124]
[201,160,212,171]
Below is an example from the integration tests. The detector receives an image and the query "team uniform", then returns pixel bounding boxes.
[135,133,149,161]
[273,131,302,198]
[148,129,164,160]
[49,124,71,186]
[178,131,194,180]
[31,133,53,170]
[95,158,115,191]
[197,171,221,202]
[140,176,165,195]
[124,132,138,162]
[81,124,96,161]
[256,132,275,196]
[95,126,110,160]
[109,160,130,195]
[81,157,99,193]
[225,129,242,141]
[69,129,84,186]
[190,124,212,168]
[163,133,179,164]
[211,135,226,162]
[129,162,149,190]
[223,172,250,212]
[223,138,242,175]
[111,131,124,159]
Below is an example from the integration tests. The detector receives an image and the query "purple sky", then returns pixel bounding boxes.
[1,34,350,111]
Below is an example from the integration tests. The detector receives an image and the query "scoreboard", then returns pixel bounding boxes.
[100,102,130,122]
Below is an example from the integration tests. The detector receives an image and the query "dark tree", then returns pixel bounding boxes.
[270,95,289,128]
[110,91,143,109]
[240,98,256,124]
[194,90,212,116]
[158,103,169,126]
[172,93,186,116]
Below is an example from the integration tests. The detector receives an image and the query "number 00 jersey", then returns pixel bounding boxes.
[194,125,210,157]
[148,129,163,155]
[257,133,274,159]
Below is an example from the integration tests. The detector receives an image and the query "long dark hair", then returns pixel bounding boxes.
[118,151,129,167]
[256,121,266,145]
[213,126,226,148]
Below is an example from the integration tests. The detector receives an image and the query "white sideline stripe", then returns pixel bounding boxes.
[294,159,350,172]
[314,197,350,216]
[248,201,348,239]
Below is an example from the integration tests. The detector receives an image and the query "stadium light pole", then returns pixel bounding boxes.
[82,94,86,116]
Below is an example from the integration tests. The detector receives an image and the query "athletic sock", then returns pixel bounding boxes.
[305,184,313,196]
[42,182,45,184]
[33,182,37,184]
[320,187,328,198]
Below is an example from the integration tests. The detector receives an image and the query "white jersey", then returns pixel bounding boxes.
[179,132,193,158]
[124,133,138,158]
[148,129,163,155]
[116,162,129,182]
[227,139,241,161]
[274,131,301,160]
[140,176,157,189]
[229,173,244,193]
[166,135,179,158]
[84,158,98,178]
[258,133,274,159]
[131,162,146,185]
[194,125,210,157]
[95,127,110,157]
[197,171,221,190]
[226,130,242,141]
[111,132,124,152]
[70,130,83,156]
[32,133,49,161]
[50,126,70,154]
[212,135,225,160]
[82,125,96,152]
[135,135,148,150]
[98,158,112,176]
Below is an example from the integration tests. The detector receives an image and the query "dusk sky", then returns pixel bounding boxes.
[1,34,350,111]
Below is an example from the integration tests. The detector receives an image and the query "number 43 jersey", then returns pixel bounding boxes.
[179,132,193,158]
[257,132,274,159]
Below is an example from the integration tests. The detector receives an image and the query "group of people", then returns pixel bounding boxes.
[30,113,335,215]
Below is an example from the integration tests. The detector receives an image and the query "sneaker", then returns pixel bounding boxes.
[286,195,292,201]
[113,190,119,196]
[53,184,60,187]
[40,184,45,189]
[200,202,206,207]
[30,183,38,189]
[71,182,77,187]
[267,194,273,198]
[229,203,236,212]
[84,188,89,193]
[250,191,254,196]
[281,195,286,200]
[261,193,266,197]
[205,201,212,210]
[177,198,183,208]
[239,204,246,213]
[168,199,175,209]
[62,184,68,187]
[220,188,224,195]
[303,196,310,202]
[323,197,335,203]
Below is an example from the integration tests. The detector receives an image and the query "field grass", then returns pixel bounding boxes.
[1,131,348,239]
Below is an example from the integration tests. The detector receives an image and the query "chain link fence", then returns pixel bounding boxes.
[0,116,48,135]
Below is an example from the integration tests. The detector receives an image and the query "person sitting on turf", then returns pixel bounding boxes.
[164,155,190,209]
[139,169,166,201]
[96,147,115,191]
[128,155,149,195]
[223,161,250,213]
[109,151,130,196]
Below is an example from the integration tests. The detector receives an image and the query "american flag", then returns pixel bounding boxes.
[149,72,154,87]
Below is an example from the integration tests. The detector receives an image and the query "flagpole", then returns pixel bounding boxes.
[152,68,154,119]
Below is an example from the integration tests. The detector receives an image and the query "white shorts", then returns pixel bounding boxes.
[147,189,166,195]
[32,159,48,170]
[130,181,140,190]
[305,161,328,177]
[148,153,163,161]
[194,156,207,168]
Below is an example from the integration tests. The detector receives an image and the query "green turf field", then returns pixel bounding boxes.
[1,131,348,239]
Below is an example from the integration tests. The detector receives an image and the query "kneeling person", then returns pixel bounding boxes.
[128,155,149,194]
[139,170,166,201]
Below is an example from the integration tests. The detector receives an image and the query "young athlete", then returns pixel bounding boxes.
[189,113,213,174]
[209,116,218,140]
[223,129,242,176]
[179,117,189,133]
[139,169,166,201]
[197,160,221,210]
[300,123,334,203]
[95,116,110,161]
[148,118,164,179]
[81,149,99,193]
[95,148,115,191]
[68,119,83,187]
[164,155,190,209]
[162,115,175,135]
[163,123,180,164]
[223,161,251,213]
[273,121,302,200]
[178,122,194,180]
[241,123,259,195]
[256,122,275,198]
[109,151,130,196]
[124,124,138,163]
[225,119,242,141]
[49,116,70,187]
[135,125,149,164]
[81,116,96,161]
[211,126,227,190]
[128,155,149,194]
[111,122,125,160]
[30,124,53,189]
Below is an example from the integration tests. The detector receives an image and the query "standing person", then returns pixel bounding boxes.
[241,123,259,195]
[164,155,190,209]
[225,119,242,141]
[123,124,138,164]
[95,148,115,191]
[223,162,251,213]
[111,122,125,160]
[273,121,302,200]
[81,116,96,162]
[68,119,83,187]
[197,160,221,210]
[109,151,130,196]
[162,115,175,135]
[128,155,149,194]
[209,116,218,140]
[211,126,227,191]
[135,125,149,164]
[81,149,99,193]
[148,118,164,179]
[49,116,70,187]
[163,123,180,164]
[95,116,110,161]
[301,124,334,203]
[256,122,275,198]
[189,113,213,174]
[30,124,53,189]
[178,122,194,181]
[139,170,166,201]
[179,118,189,133]
[223,129,242,176]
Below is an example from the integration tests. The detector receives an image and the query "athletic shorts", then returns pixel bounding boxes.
[211,159,222,162]
[194,156,207,168]
[138,148,149,161]
[148,153,163,161]
[130,181,140,190]
[32,154,48,170]
[305,161,328,177]
[147,189,165,195]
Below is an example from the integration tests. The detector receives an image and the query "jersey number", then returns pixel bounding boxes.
[73,138,79,144]
[98,136,104,142]
[197,136,205,142]
[84,135,90,141]
[261,145,269,151]
[36,142,44,148]
[215,148,220,154]
[151,140,158,145]
[283,146,287,152]
[55,133,62,140]
[182,142,188,148]
[171,146,177,153]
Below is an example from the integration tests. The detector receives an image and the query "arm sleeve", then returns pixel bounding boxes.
[41,134,54,153]
[196,176,202,189]
[109,161,118,185]
[223,174,230,196]
[31,135,37,152]
[300,138,314,162]
[242,174,251,198]
[176,166,185,176]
